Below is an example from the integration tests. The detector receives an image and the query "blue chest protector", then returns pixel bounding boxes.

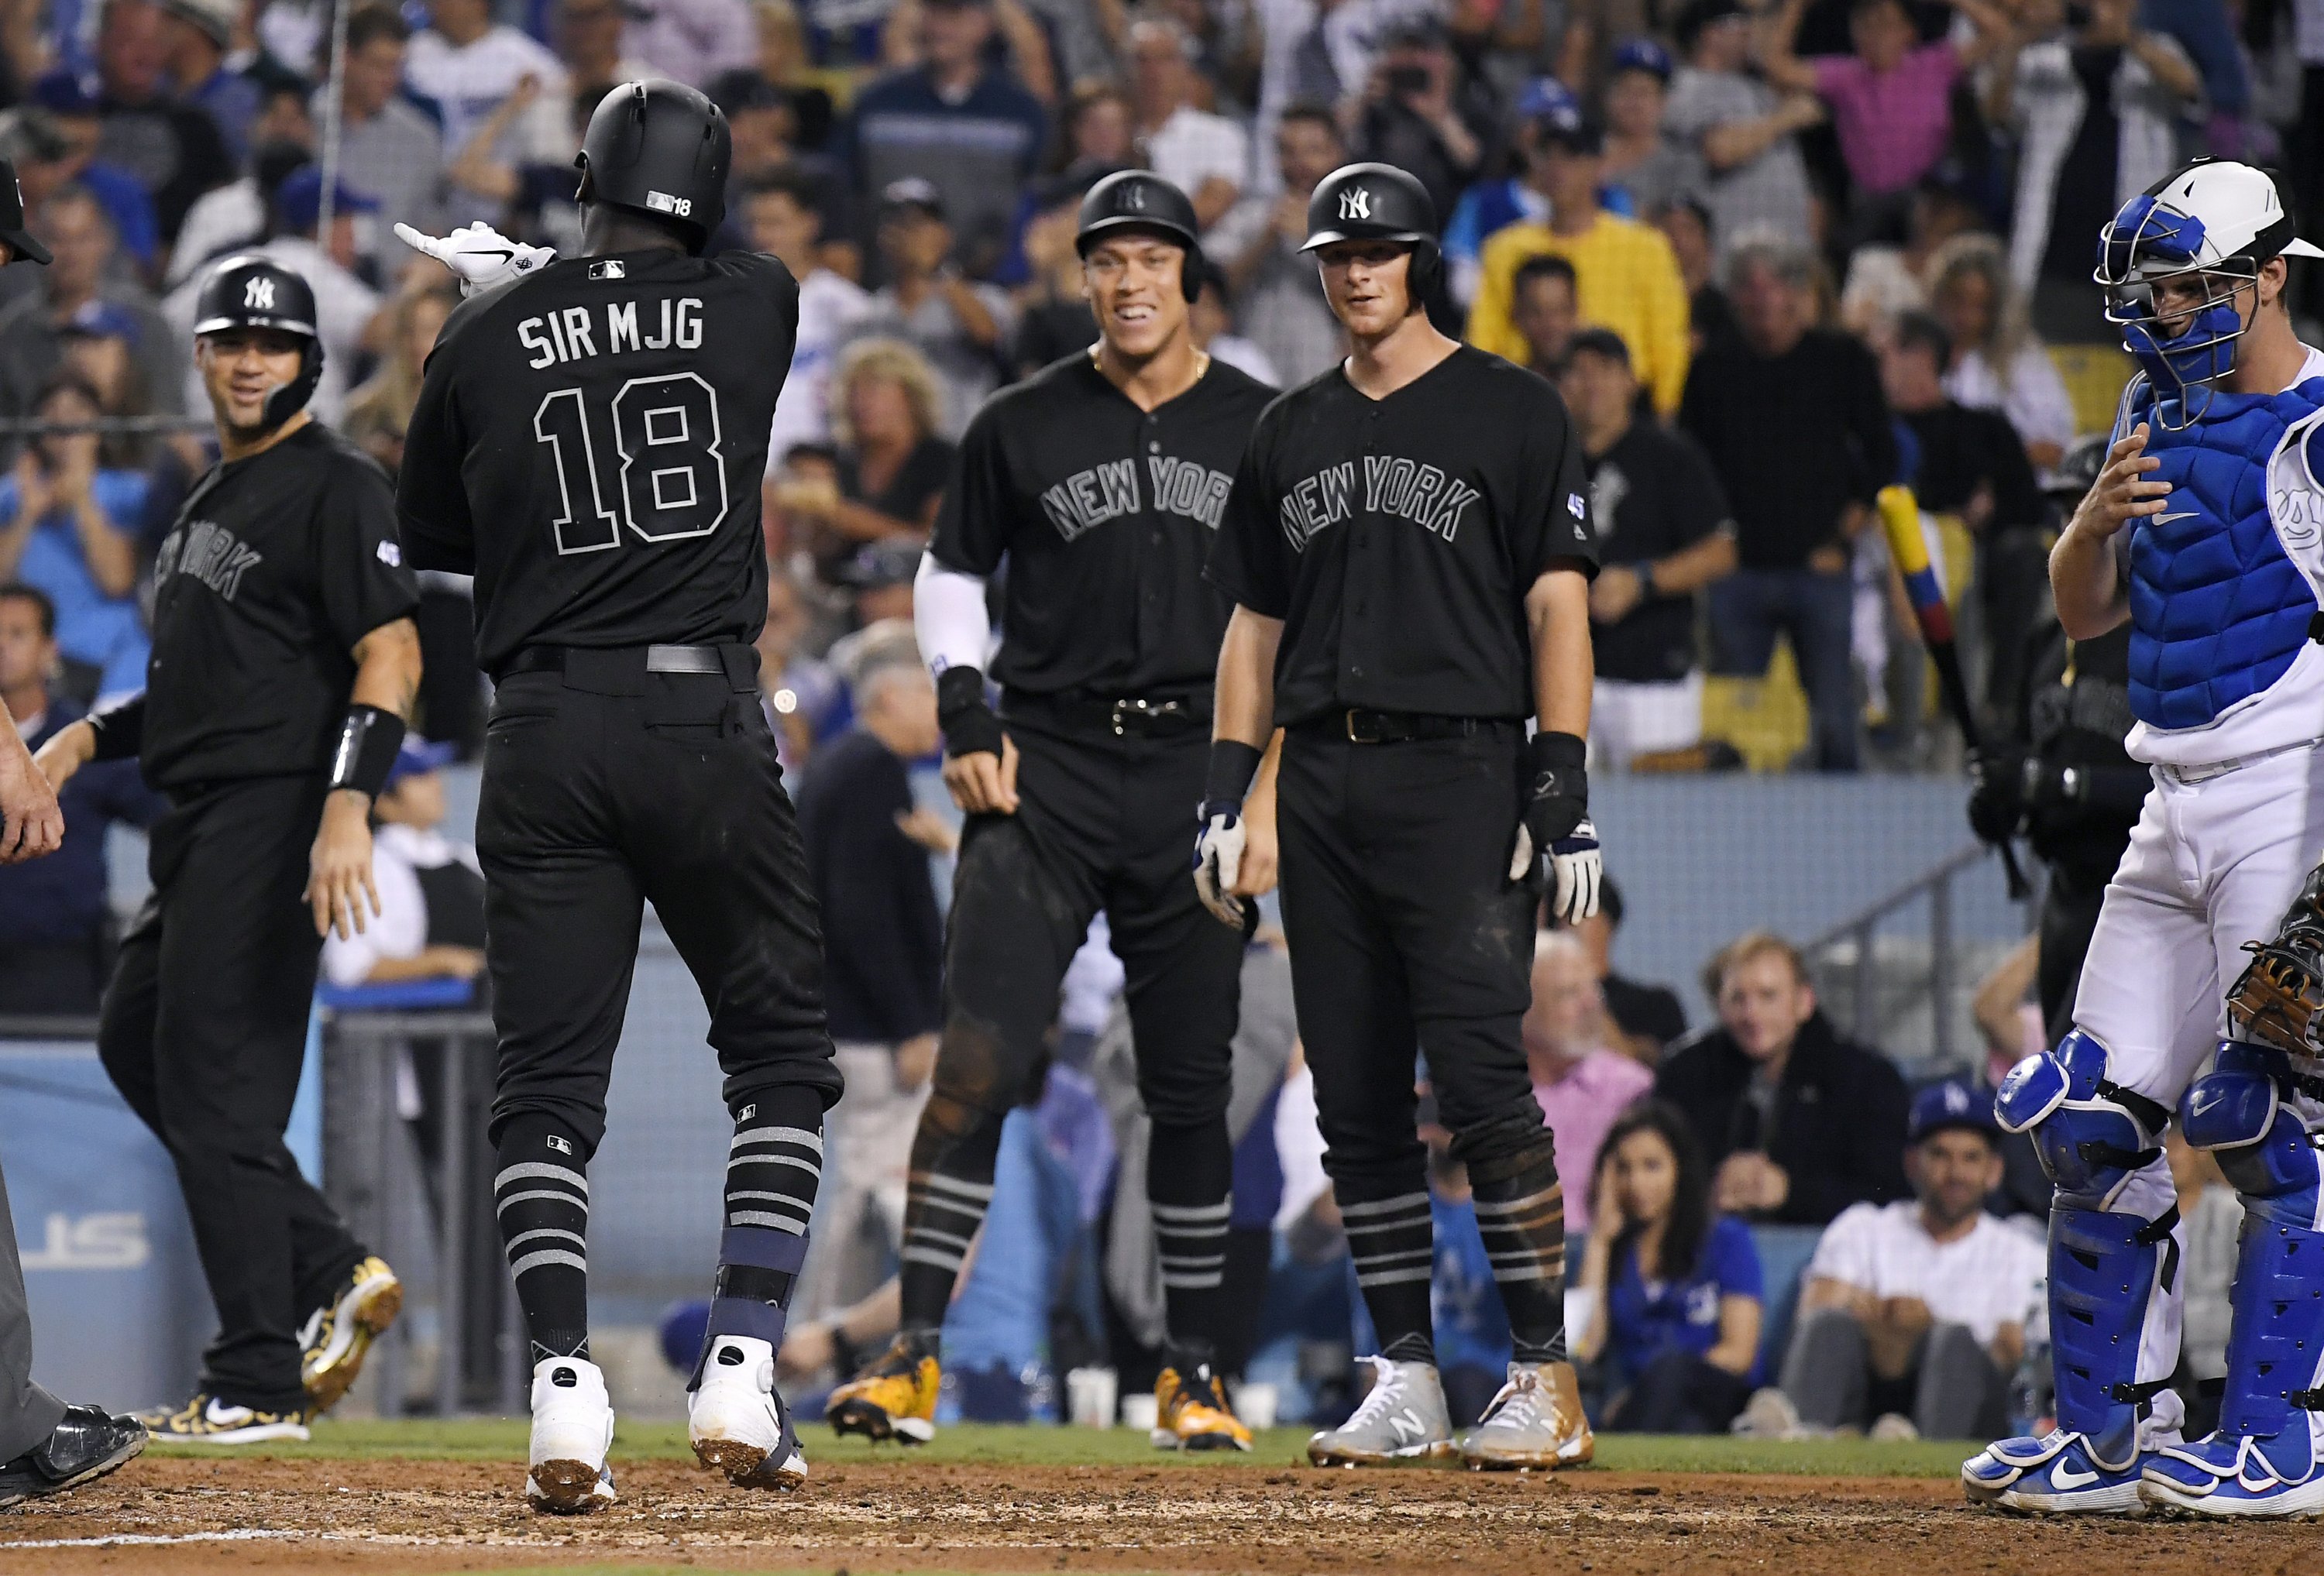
[2125,379,2324,730]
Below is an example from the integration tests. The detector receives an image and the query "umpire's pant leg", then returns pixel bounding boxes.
[622,682,842,1120]
[0,1159,65,1461]
[477,680,646,1157]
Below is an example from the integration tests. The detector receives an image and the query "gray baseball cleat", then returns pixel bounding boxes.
[1307,1356,1456,1466]
[1456,1360,1595,1470]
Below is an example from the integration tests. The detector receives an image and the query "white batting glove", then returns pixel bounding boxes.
[1508,818,1604,925]
[394,221,556,296]
[1194,802,1248,929]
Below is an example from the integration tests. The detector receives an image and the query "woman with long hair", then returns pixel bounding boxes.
[1927,233,2077,473]
[1573,1100,1764,1433]
[343,282,460,479]
[775,337,954,586]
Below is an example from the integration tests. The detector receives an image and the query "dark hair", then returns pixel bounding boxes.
[1514,252,1578,296]
[0,580,56,637]
[1893,309,1952,367]
[346,3,410,49]
[34,367,101,417]
[1598,1100,1713,1280]
[744,168,824,225]
[1278,99,1342,141]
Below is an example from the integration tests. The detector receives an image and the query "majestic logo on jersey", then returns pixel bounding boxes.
[244,276,275,311]
[1339,187,1370,221]
[645,190,693,218]
[1037,455,1232,542]
[1278,456,1482,551]
[154,518,263,603]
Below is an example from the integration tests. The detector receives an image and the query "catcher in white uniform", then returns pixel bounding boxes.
[1964,160,2324,1518]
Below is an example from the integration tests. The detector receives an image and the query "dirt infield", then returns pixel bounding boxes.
[3,1451,2321,1576]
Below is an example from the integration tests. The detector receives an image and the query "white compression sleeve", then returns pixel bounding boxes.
[913,554,994,677]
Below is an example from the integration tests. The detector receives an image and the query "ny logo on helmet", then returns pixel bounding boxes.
[1122,184,1147,211]
[244,276,275,311]
[1339,187,1371,221]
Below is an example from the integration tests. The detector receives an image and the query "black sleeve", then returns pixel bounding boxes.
[397,345,476,575]
[1842,338,1899,505]
[1664,431,1735,549]
[817,758,943,1039]
[1205,410,1291,616]
[317,453,421,650]
[1511,382,1599,581]
[1982,412,2046,532]
[1781,1052,1912,1225]
[930,410,1012,575]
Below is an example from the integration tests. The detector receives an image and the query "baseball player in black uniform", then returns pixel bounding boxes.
[1203,163,1603,1471]
[35,255,419,1444]
[823,170,1277,1452]
[394,81,840,1512]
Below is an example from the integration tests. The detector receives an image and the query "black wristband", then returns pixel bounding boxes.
[83,693,145,763]
[1204,739,1263,808]
[328,704,405,798]
[935,666,1003,758]
[1525,730,1588,809]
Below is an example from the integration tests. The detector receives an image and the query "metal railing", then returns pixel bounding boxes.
[1805,841,2013,1070]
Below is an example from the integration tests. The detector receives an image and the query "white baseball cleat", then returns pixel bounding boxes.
[525,1356,617,1514]
[689,1335,806,1490]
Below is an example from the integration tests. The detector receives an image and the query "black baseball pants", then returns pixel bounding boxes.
[474,651,841,1158]
[98,774,369,1413]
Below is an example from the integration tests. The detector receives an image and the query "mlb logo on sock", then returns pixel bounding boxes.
[546,1135,572,1155]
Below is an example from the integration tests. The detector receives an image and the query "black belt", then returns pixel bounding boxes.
[1303,709,1503,744]
[1002,690,1210,738]
[497,643,731,682]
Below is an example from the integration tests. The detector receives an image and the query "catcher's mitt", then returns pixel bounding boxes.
[2227,864,2324,1056]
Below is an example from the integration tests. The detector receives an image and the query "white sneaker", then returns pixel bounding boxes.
[1731,1386,1808,1440]
[1306,1358,1456,1466]
[689,1335,806,1490]
[1870,1412,1920,1442]
[525,1357,616,1514]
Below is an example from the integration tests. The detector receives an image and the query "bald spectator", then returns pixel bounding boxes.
[1525,931,1653,1223]
[1128,14,1246,232]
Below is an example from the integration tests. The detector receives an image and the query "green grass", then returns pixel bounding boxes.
[148,1418,1971,1478]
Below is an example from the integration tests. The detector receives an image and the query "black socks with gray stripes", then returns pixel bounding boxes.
[496,1114,593,1364]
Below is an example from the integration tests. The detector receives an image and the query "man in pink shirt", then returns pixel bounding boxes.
[1525,932,1653,1224]
[1765,0,2008,222]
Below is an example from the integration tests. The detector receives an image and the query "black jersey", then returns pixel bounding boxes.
[932,352,1275,698]
[1585,421,1731,685]
[397,247,800,673]
[142,422,418,791]
[1206,346,1597,726]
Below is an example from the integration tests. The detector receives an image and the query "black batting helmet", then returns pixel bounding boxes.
[1302,161,1441,301]
[1075,169,1205,301]
[192,254,323,431]
[575,79,731,253]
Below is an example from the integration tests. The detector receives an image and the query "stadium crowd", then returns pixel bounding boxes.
[0,0,2281,1440]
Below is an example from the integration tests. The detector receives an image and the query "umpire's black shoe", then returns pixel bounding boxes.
[0,1405,146,1509]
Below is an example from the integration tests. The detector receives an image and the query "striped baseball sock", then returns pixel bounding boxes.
[896,1096,1008,1342]
[1339,1184,1436,1365]
[700,1088,823,1372]
[1470,1142,1568,1364]
[495,1114,593,1364]
[1150,1116,1232,1363]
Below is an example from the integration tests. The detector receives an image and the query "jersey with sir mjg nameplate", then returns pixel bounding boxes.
[141,421,418,791]
[932,351,1276,699]
[396,247,799,671]
[1205,345,1597,726]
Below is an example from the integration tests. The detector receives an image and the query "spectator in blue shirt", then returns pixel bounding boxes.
[1574,1100,1764,1433]
[0,582,163,1014]
[0,372,150,702]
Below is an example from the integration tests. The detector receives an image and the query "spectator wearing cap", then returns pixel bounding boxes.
[1600,38,1696,221]
[0,581,165,1015]
[1563,871,1689,1063]
[1508,253,1578,376]
[1525,930,1653,1223]
[160,167,388,426]
[837,532,926,626]
[1654,930,1909,1226]
[1213,100,1346,389]
[624,0,758,89]
[747,170,873,475]
[1560,328,1736,768]
[88,0,235,244]
[321,739,490,994]
[1758,1080,2042,1441]
[1127,14,1247,234]
[792,618,947,1345]
[404,0,569,227]
[1352,17,1500,231]
[0,185,180,432]
[153,0,260,164]
[1467,99,1692,415]
[854,180,1012,437]
[714,68,851,266]
[15,78,160,277]
[325,7,448,278]
[1661,0,1820,259]
[1762,0,2011,247]
[783,336,952,585]
[841,0,1047,277]
[1683,235,1894,773]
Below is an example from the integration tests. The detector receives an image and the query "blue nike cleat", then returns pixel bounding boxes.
[2142,1432,2324,1519]
[1963,1430,2149,1514]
